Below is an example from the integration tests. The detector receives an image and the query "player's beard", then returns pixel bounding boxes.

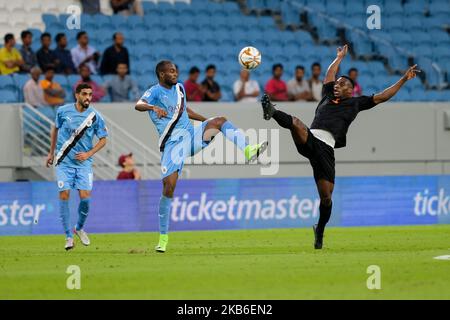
[81,100,90,108]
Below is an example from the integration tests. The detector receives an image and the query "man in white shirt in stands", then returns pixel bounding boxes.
[71,31,100,74]
[23,66,47,107]
[233,69,260,102]
[309,62,323,102]
[287,65,312,101]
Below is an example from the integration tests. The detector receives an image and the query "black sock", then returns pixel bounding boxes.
[317,202,332,234]
[273,110,293,129]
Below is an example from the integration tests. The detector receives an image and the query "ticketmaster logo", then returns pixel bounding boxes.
[414,189,450,216]
[171,193,320,222]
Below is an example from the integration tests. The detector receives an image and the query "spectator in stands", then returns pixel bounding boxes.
[54,33,76,75]
[265,63,288,102]
[308,62,323,102]
[40,67,65,107]
[233,69,260,102]
[287,65,312,101]
[36,33,59,72]
[104,63,139,102]
[81,0,101,14]
[74,63,105,102]
[19,31,37,73]
[348,67,362,97]
[100,32,130,75]
[110,0,144,16]
[117,153,141,180]
[202,64,222,102]
[0,33,24,75]
[23,67,47,107]
[184,66,205,102]
[71,31,100,74]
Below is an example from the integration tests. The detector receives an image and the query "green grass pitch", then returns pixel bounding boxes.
[1,225,449,300]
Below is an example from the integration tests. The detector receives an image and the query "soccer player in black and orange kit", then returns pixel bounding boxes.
[261,44,420,249]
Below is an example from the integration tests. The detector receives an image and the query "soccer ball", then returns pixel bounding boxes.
[238,46,262,70]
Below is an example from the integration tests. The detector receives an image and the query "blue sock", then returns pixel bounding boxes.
[159,195,172,235]
[76,198,90,231]
[59,199,72,238]
[220,121,248,151]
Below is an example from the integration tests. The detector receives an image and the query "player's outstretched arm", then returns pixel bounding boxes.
[324,44,348,83]
[46,126,58,167]
[187,107,207,122]
[135,99,167,118]
[373,65,420,105]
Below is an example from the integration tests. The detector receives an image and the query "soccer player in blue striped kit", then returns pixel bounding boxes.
[136,60,268,253]
[46,83,108,250]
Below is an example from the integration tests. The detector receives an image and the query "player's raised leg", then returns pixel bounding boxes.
[313,179,334,249]
[155,171,178,253]
[261,93,309,146]
[73,189,91,246]
[202,116,268,162]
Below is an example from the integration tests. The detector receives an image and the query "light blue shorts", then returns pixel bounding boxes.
[55,165,94,191]
[160,120,211,179]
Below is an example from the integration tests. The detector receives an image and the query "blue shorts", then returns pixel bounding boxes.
[55,165,94,191]
[160,120,211,178]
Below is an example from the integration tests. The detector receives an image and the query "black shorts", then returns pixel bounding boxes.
[294,128,335,184]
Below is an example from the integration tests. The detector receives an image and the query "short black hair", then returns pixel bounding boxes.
[45,66,55,72]
[55,33,66,43]
[340,75,355,88]
[348,68,358,74]
[76,31,87,40]
[75,83,92,93]
[189,66,200,74]
[113,32,122,40]
[206,64,216,71]
[312,62,321,69]
[79,63,90,71]
[4,33,14,44]
[40,32,51,41]
[295,65,305,71]
[272,63,283,72]
[155,60,173,80]
[21,30,32,40]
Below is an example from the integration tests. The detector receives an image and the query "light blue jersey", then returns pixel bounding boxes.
[140,83,192,152]
[55,103,108,169]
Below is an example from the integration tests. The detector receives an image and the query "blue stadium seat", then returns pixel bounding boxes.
[67,75,80,87]
[142,1,157,14]
[0,89,18,103]
[53,75,68,87]
[345,0,366,16]
[174,2,194,16]
[0,75,16,90]
[110,14,128,29]
[326,1,345,15]
[127,15,146,31]
[93,14,113,30]
[223,1,242,15]
[281,1,300,26]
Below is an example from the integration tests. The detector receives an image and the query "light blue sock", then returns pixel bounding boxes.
[220,121,248,151]
[76,198,90,231]
[159,195,172,235]
[59,199,72,238]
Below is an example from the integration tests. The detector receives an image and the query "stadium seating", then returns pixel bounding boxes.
[0,0,449,102]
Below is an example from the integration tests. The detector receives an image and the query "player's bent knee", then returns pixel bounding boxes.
[162,183,176,198]
[210,116,227,129]
[320,196,332,207]
[292,117,304,130]
[59,191,70,201]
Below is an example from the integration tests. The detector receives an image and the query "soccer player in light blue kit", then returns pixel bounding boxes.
[46,83,108,250]
[135,61,267,253]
